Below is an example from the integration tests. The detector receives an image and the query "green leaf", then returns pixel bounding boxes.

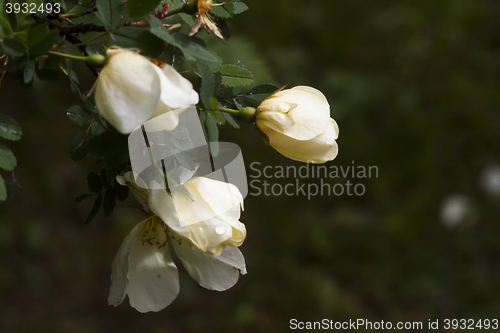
[69,132,88,161]
[1,37,27,57]
[0,10,13,38]
[211,5,231,19]
[205,112,219,156]
[86,193,102,224]
[103,186,116,216]
[199,111,208,143]
[127,0,161,17]
[0,174,6,201]
[75,193,93,202]
[0,143,16,171]
[212,110,225,125]
[216,64,253,87]
[232,2,249,15]
[198,62,214,109]
[112,26,164,57]
[0,115,22,141]
[221,112,240,128]
[114,179,129,201]
[29,30,60,58]
[67,106,93,127]
[87,172,103,193]
[174,150,196,171]
[213,0,248,16]
[147,17,218,62]
[90,122,105,136]
[5,55,28,71]
[245,83,279,102]
[23,59,35,84]
[172,33,218,63]
[214,71,222,94]
[96,0,123,30]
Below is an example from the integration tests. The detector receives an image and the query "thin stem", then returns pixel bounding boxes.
[48,50,89,62]
[141,125,171,194]
[218,107,240,115]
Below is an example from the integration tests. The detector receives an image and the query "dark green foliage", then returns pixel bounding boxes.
[86,193,102,224]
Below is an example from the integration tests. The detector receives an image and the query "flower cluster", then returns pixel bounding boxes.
[95,43,339,312]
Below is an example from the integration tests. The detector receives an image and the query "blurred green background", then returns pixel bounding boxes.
[2,0,500,331]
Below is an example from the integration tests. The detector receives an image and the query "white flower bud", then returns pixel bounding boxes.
[95,47,199,134]
[256,86,339,163]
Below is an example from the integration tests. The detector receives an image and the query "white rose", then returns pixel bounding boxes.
[108,175,247,312]
[95,46,199,134]
[256,86,339,163]
[150,177,246,256]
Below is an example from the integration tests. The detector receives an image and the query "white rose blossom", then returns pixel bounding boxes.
[255,86,339,164]
[95,46,199,134]
[109,175,247,313]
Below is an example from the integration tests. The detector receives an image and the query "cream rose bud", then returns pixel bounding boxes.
[149,177,246,256]
[255,86,339,164]
[95,47,199,134]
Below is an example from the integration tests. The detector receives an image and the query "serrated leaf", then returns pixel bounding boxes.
[112,26,164,57]
[90,122,105,136]
[67,106,93,126]
[114,179,129,201]
[199,111,208,143]
[0,115,22,141]
[96,0,123,30]
[86,193,102,224]
[147,16,218,63]
[103,186,116,216]
[214,71,222,94]
[69,132,88,161]
[221,112,241,128]
[174,150,196,171]
[0,143,16,171]
[216,64,253,87]
[75,193,93,202]
[213,110,225,124]
[127,0,161,17]
[211,4,231,19]
[0,174,6,201]
[232,2,248,15]
[198,62,214,109]
[1,37,27,57]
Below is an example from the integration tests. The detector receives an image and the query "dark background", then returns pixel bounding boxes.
[2,0,500,331]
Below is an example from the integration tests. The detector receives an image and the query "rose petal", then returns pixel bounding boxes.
[263,118,339,163]
[172,239,243,291]
[95,51,161,134]
[127,223,179,313]
[108,220,146,306]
